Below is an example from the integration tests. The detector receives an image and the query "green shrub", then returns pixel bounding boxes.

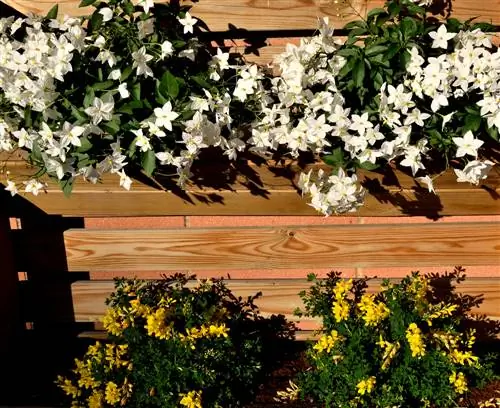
[57,274,293,407]
[281,267,498,408]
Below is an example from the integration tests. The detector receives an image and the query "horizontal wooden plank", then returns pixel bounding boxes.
[4,163,499,216]
[64,223,500,271]
[3,0,500,30]
[77,329,318,341]
[70,278,500,328]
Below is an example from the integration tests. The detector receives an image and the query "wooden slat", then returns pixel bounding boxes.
[70,278,500,327]
[4,163,500,216]
[3,0,500,30]
[64,223,500,271]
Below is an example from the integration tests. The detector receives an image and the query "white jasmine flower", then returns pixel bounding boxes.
[146,122,166,138]
[108,69,121,80]
[154,101,179,131]
[429,25,457,49]
[84,94,114,125]
[23,179,45,196]
[441,112,455,130]
[119,170,132,190]
[179,48,196,61]
[177,12,198,34]
[160,41,174,59]
[5,180,18,196]
[98,8,113,22]
[400,146,425,175]
[137,0,154,14]
[454,160,494,185]
[452,131,484,158]
[132,46,153,77]
[118,83,129,99]
[349,112,373,136]
[131,129,152,152]
[60,122,85,147]
[137,18,154,39]
[416,175,435,193]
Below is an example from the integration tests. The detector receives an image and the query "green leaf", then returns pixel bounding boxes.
[160,70,180,99]
[101,119,120,135]
[367,7,387,19]
[117,100,143,115]
[70,105,87,123]
[322,147,345,169]
[192,75,212,90]
[131,83,141,100]
[24,107,32,128]
[401,17,417,39]
[487,126,498,141]
[90,12,103,31]
[92,80,114,91]
[46,4,58,19]
[142,150,156,176]
[385,43,401,60]
[30,141,43,164]
[76,136,93,153]
[79,0,97,7]
[59,178,74,197]
[372,71,384,90]
[353,59,365,88]
[122,0,135,15]
[365,44,388,57]
[463,114,481,133]
[344,20,368,31]
[83,87,95,108]
[336,48,360,58]
[356,160,379,171]
[120,67,133,82]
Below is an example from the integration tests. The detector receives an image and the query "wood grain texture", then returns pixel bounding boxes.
[64,222,500,271]
[70,278,500,327]
[3,0,500,30]
[4,163,500,217]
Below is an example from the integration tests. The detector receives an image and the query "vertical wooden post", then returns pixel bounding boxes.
[0,213,18,357]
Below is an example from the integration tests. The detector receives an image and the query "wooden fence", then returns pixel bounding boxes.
[0,0,500,404]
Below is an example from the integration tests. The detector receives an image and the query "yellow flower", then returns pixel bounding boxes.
[146,307,173,339]
[274,380,300,402]
[449,349,479,366]
[449,371,468,394]
[333,279,353,300]
[179,390,203,408]
[103,307,128,336]
[313,330,342,354]
[74,358,100,389]
[88,390,104,408]
[426,303,458,326]
[57,376,80,398]
[376,335,400,371]
[406,323,426,358]
[105,381,121,405]
[356,376,376,395]
[332,299,350,322]
[208,323,229,338]
[357,294,390,327]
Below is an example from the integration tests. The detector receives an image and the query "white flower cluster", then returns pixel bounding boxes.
[1,4,498,217]
[248,19,498,215]
[0,6,258,196]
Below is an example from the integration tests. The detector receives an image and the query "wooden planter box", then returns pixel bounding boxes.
[0,0,499,404]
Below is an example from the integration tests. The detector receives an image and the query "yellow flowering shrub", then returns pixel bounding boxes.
[58,273,293,407]
[286,268,498,408]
